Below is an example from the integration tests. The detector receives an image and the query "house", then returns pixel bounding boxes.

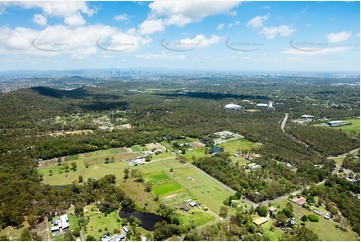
[326,120,346,127]
[184,199,193,203]
[249,163,261,171]
[253,217,269,226]
[292,197,306,206]
[189,201,197,207]
[51,225,60,232]
[60,214,69,229]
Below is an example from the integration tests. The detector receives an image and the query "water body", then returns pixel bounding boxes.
[119,209,167,231]
[212,146,223,153]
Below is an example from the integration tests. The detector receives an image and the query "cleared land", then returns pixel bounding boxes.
[274,198,359,241]
[218,139,262,153]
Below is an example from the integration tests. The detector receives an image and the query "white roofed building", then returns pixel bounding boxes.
[224,103,243,110]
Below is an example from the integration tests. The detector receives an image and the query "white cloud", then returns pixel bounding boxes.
[246,14,269,29]
[234,21,240,26]
[138,19,165,35]
[0,24,149,59]
[114,14,129,21]
[282,46,353,56]
[228,23,233,28]
[259,25,295,39]
[64,13,86,26]
[137,52,186,60]
[179,34,220,47]
[327,31,352,43]
[138,1,239,34]
[217,24,225,30]
[33,14,47,27]
[5,1,95,26]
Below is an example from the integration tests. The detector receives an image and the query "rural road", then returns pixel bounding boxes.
[281,113,288,133]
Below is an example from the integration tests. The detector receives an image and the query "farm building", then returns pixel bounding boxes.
[189,201,198,207]
[326,120,346,127]
[224,103,243,110]
[292,197,306,206]
[253,217,269,226]
[269,207,277,215]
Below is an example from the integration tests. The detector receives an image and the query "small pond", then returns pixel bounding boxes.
[212,146,223,153]
[119,209,167,231]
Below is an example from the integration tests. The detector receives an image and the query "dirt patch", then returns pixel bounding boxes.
[34,217,50,241]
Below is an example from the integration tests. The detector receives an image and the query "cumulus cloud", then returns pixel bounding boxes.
[246,14,269,29]
[114,14,129,21]
[5,1,95,26]
[179,34,220,47]
[138,19,165,35]
[33,14,47,27]
[327,31,352,43]
[138,0,239,34]
[259,25,295,39]
[0,24,149,58]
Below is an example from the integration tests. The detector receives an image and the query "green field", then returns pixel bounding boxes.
[145,172,170,184]
[178,210,216,228]
[136,159,237,215]
[219,139,262,153]
[131,145,148,152]
[261,220,284,240]
[336,119,360,134]
[152,181,184,196]
[184,147,210,162]
[0,225,26,241]
[83,204,123,240]
[274,199,359,241]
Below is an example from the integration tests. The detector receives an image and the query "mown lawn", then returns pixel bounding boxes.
[219,139,262,154]
[336,118,360,134]
[177,210,216,228]
[152,181,184,196]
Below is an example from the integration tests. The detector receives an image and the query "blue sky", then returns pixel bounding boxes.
[0,1,359,72]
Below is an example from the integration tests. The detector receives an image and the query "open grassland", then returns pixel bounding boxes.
[262,220,284,240]
[177,210,217,228]
[274,199,359,241]
[184,147,210,162]
[83,204,123,241]
[336,118,360,134]
[219,139,262,154]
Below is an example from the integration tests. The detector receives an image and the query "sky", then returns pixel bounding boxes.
[0,0,359,72]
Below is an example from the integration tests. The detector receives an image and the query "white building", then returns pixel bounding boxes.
[224,103,243,110]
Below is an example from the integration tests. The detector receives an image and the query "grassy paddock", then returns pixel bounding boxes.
[274,199,359,241]
[219,139,262,154]
[83,205,122,241]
